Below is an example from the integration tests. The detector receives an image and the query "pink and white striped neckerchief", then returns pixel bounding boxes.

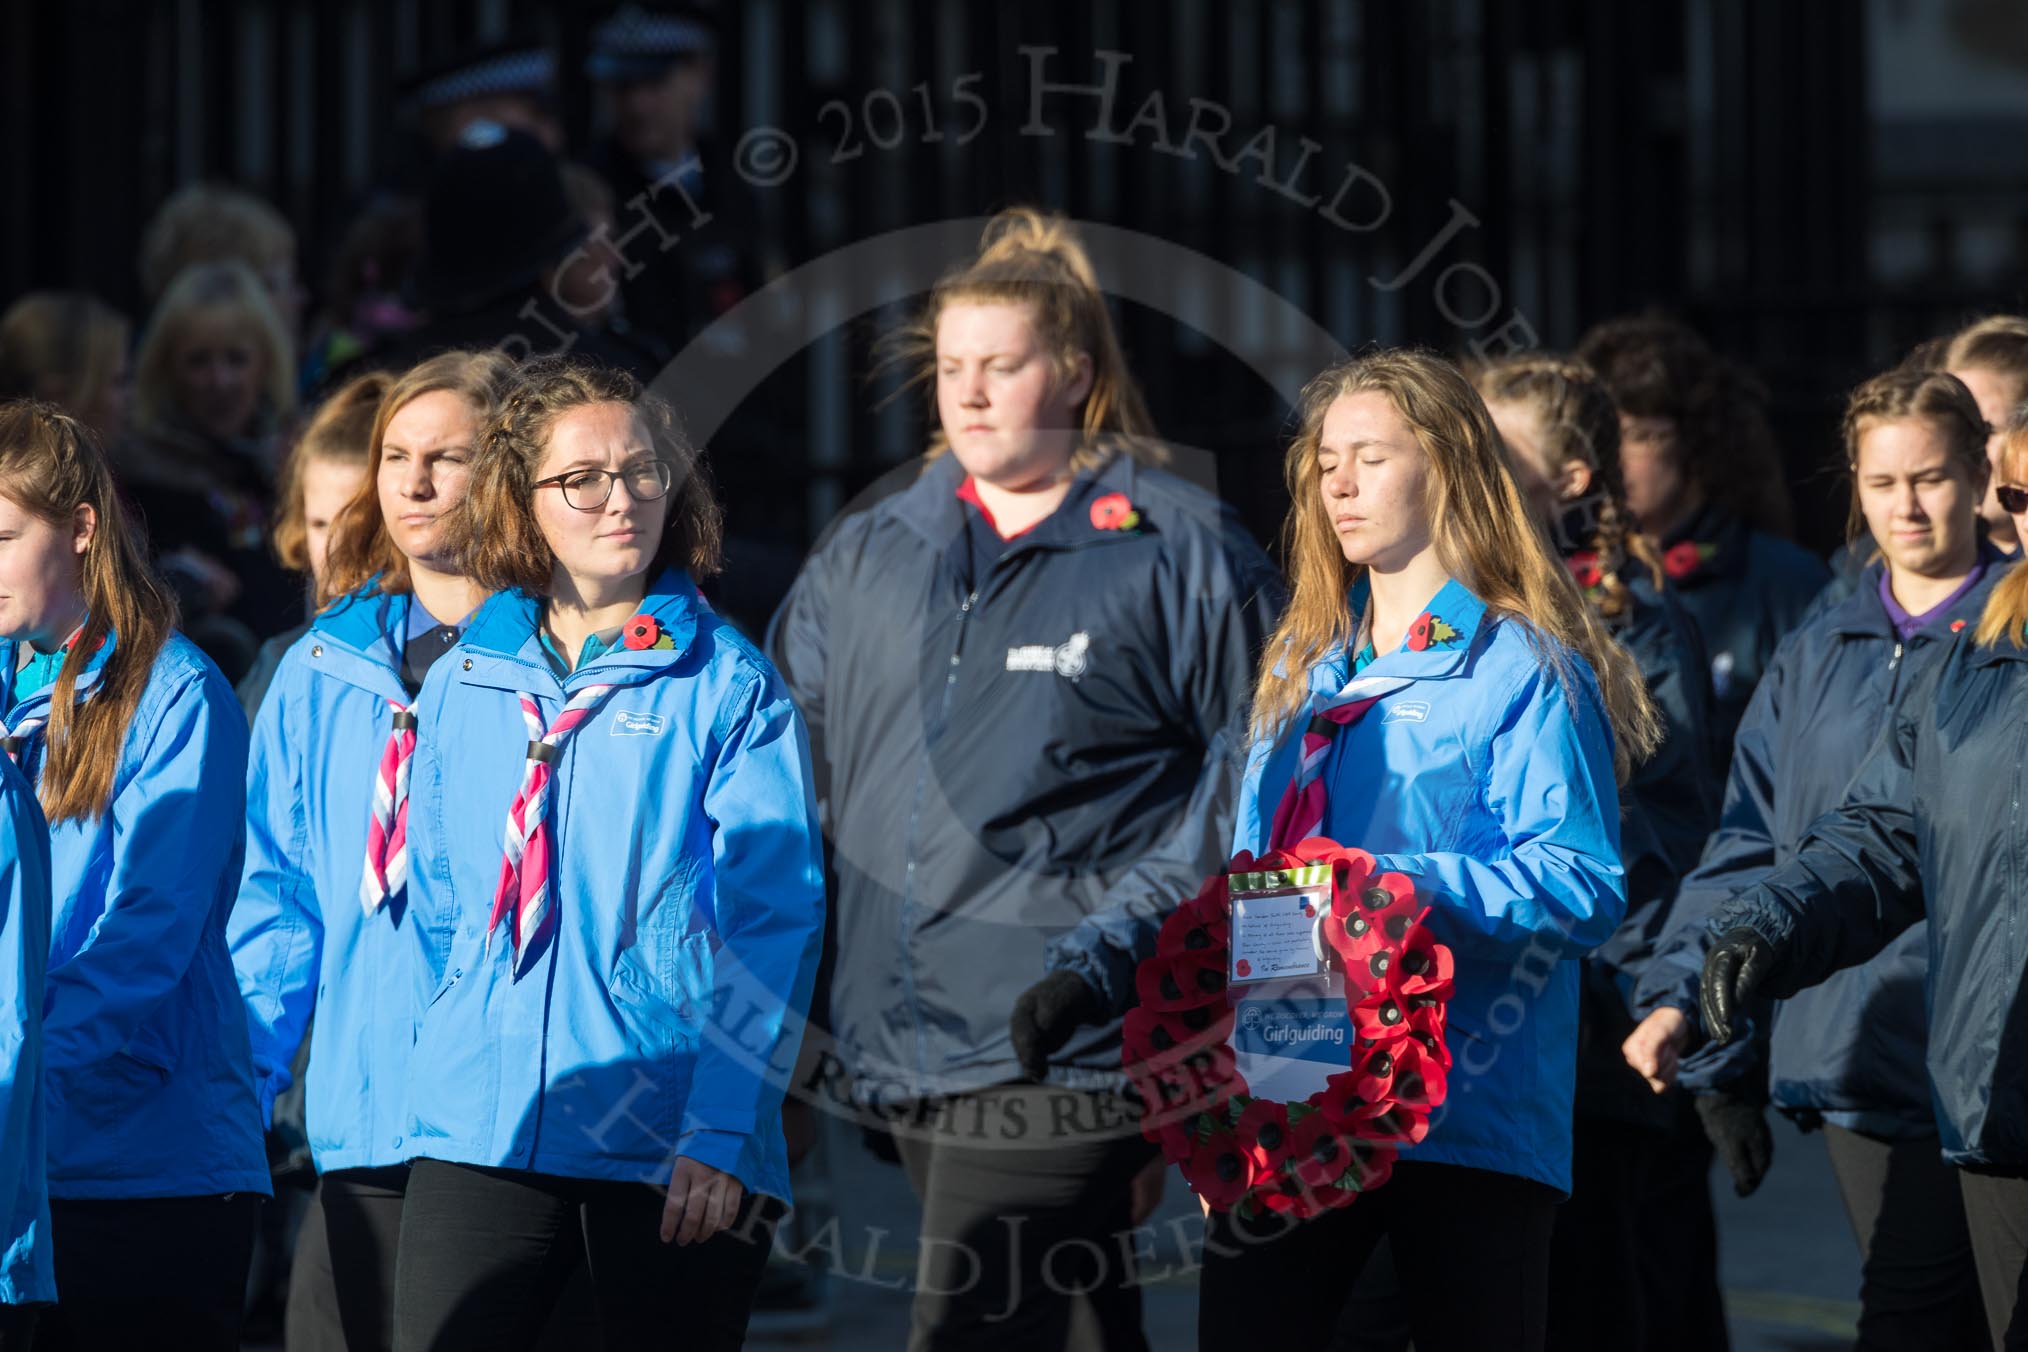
[358,702,420,916]
[487,684,616,974]
[0,712,44,764]
[2,623,90,763]
[1266,670,1413,851]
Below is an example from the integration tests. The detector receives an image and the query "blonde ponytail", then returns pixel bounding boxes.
[886,207,1162,468]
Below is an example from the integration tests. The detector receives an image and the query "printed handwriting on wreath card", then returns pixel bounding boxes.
[1229,877,1330,985]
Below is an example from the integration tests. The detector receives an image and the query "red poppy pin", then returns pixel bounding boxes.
[1567,552,1602,590]
[1406,612,1461,652]
[1662,540,1715,580]
[621,614,673,651]
[1090,492,1141,532]
[1951,619,1967,633]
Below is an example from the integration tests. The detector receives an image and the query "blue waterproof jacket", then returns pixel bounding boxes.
[1700,569,2028,1166]
[0,759,52,1305]
[767,450,1282,1103]
[400,571,825,1203]
[1658,505,1828,761]
[1233,578,1626,1194]
[229,584,466,1172]
[1642,557,2005,1139]
[0,633,268,1199]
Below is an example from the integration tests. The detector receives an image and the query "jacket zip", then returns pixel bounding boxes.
[893,529,1128,1087]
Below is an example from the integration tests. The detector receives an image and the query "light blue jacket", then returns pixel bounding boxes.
[229,585,463,1173]
[0,758,53,1305]
[0,633,269,1199]
[1233,579,1625,1195]
[400,571,825,1203]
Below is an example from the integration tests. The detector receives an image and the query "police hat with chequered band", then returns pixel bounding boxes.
[404,42,555,115]
[586,4,716,83]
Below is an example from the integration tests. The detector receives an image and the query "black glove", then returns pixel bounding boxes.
[1699,927,1779,1045]
[1695,1089,1774,1197]
[1009,970,1104,1081]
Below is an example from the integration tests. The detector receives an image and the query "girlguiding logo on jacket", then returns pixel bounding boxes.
[1005,631,1091,680]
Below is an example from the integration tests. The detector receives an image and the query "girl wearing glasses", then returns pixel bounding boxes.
[388,357,824,1351]
[226,350,516,1352]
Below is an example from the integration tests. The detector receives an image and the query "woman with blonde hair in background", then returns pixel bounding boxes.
[0,291,133,450]
[124,260,302,679]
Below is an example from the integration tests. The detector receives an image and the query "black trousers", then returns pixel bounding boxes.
[288,1165,411,1352]
[1959,1166,2028,1351]
[37,1192,260,1352]
[1822,1124,1988,1351]
[892,1084,1156,1352]
[1546,1114,1657,1350]
[391,1159,778,1352]
[0,1303,41,1352]
[1631,1098,1729,1352]
[1199,1161,1559,1352]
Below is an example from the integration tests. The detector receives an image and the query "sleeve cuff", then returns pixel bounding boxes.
[672,1126,750,1180]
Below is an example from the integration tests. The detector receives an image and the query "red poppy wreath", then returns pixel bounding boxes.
[1122,839,1455,1218]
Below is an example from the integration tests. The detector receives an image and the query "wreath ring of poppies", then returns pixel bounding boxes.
[1122,839,1456,1219]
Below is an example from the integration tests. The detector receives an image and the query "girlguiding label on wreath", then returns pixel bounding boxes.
[1226,862,1351,1102]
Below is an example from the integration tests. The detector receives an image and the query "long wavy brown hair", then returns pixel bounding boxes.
[320,349,517,606]
[0,400,175,823]
[1251,350,1660,784]
[884,207,1161,470]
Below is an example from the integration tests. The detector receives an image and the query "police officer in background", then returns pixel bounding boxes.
[583,4,768,355]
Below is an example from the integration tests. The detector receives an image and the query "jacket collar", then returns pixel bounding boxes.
[0,626,116,720]
[889,447,1149,555]
[1832,544,2008,645]
[460,567,706,694]
[1307,576,1492,692]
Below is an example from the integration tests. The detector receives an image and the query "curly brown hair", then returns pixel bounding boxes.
[1576,314,1793,536]
[446,356,722,594]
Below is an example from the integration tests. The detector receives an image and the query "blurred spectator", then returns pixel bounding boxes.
[139,181,305,340]
[584,4,765,353]
[301,196,424,391]
[403,38,563,157]
[357,124,658,379]
[126,260,302,677]
[1578,313,1829,754]
[236,369,386,719]
[0,291,132,448]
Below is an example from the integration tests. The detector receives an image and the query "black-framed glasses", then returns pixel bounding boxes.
[1998,484,2028,515]
[533,460,674,511]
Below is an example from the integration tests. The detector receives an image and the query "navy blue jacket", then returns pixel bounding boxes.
[767,451,1281,1102]
[1644,557,2006,1139]
[1704,563,2028,1165]
[1576,572,1720,1126]
[1658,505,1828,762]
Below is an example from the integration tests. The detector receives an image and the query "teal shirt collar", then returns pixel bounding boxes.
[1317,576,1490,693]
[2,624,115,717]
